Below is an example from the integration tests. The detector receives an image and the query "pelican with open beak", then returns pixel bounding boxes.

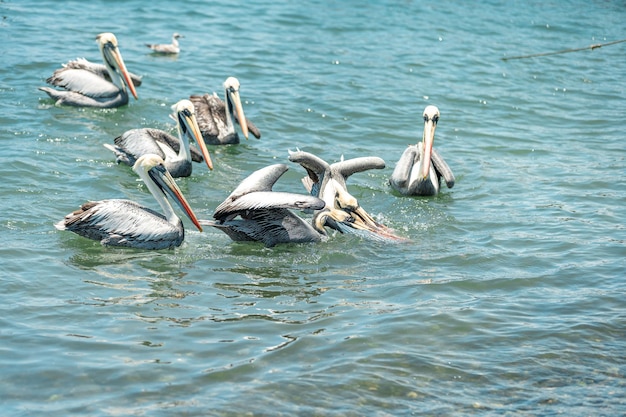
[289,150,407,242]
[390,105,455,196]
[190,77,261,145]
[55,154,202,249]
[39,32,140,108]
[104,99,213,177]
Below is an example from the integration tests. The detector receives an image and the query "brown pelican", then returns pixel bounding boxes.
[390,105,455,196]
[39,32,140,108]
[288,150,407,242]
[55,154,203,249]
[201,164,326,247]
[146,33,183,54]
[104,99,213,177]
[190,77,261,145]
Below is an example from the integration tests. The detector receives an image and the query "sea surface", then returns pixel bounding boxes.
[1,0,625,415]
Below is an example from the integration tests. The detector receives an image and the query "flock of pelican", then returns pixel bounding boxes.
[45,33,455,249]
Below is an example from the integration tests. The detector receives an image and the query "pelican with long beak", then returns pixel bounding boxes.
[202,164,326,247]
[55,154,202,249]
[190,77,261,145]
[390,105,455,196]
[39,32,140,108]
[104,99,213,177]
[288,150,407,242]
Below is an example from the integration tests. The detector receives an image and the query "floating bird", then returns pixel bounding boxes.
[202,164,327,247]
[39,33,140,108]
[146,33,183,54]
[288,150,407,242]
[104,99,213,177]
[390,105,455,196]
[55,154,203,249]
[190,77,261,145]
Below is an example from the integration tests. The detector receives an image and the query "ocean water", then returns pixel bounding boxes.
[1,0,625,415]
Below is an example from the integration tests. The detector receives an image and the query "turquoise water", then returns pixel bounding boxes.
[1,0,625,415]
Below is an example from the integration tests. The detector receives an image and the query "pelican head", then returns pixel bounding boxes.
[314,187,408,242]
[420,105,440,179]
[132,154,202,231]
[96,32,138,100]
[223,77,249,139]
[173,33,183,40]
[172,99,213,171]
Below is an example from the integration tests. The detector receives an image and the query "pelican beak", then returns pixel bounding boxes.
[150,165,203,232]
[180,109,213,171]
[103,42,138,100]
[228,88,249,139]
[322,189,407,242]
[421,115,437,179]
[332,206,407,242]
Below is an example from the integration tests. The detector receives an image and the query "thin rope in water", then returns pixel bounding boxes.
[501,38,626,61]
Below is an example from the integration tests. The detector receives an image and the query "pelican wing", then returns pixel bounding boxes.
[114,128,167,160]
[288,150,331,196]
[190,93,227,140]
[209,207,322,247]
[288,150,329,177]
[390,146,418,190]
[46,68,120,98]
[334,156,386,180]
[214,191,325,219]
[229,164,288,197]
[431,148,455,188]
[64,58,143,86]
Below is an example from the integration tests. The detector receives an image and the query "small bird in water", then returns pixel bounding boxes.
[288,150,407,242]
[190,77,261,145]
[146,33,183,54]
[55,154,203,250]
[104,99,213,178]
[39,32,140,108]
[390,105,455,196]
[202,164,327,247]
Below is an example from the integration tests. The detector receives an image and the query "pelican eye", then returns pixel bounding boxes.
[432,115,439,123]
[182,109,192,117]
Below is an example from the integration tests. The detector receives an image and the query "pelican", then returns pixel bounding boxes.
[146,33,183,54]
[390,105,455,196]
[288,150,407,242]
[104,99,213,178]
[39,32,140,108]
[190,77,261,145]
[201,164,326,247]
[55,154,203,249]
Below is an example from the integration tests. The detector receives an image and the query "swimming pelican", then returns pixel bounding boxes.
[190,77,261,145]
[202,164,326,247]
[55,154,203,249]
[390,105,455,196]
[39,32,140,108]
[104,99,213,177]
[146,33,183,54]
[288,150,407,242]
